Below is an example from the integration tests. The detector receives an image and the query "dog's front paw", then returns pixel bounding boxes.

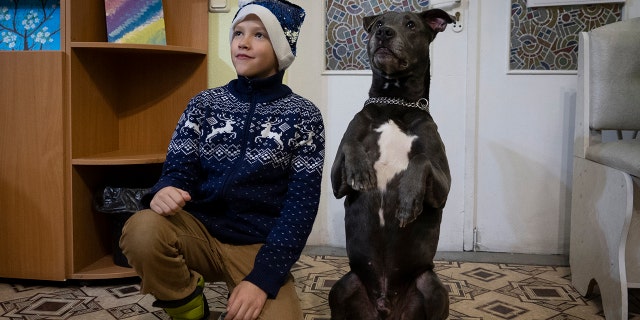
[396,198,423,228]
[345,161,377,191]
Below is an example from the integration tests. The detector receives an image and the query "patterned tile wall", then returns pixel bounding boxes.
[324,0,622,71]
[325,0,430,71]
[509,0,621,71]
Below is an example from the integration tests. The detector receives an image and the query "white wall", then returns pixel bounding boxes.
[470,0,639,254]
[286,0,335,246]
[472,1,576,254]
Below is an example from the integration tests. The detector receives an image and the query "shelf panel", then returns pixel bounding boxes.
[70,255,138,280]
[70,42,207,55]
[73,151,166,165]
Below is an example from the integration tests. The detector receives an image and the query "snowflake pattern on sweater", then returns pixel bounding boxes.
[147,73,325,298]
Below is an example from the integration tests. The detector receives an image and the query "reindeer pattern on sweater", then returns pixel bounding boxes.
[145,73,325,298]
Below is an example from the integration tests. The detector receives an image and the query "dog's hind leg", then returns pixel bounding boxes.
[415,270,449,320]
[329,272,378,320]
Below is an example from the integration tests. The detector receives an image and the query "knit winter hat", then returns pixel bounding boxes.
[230,0,305,71]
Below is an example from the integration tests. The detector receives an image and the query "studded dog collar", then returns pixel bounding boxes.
[364,97,430,113]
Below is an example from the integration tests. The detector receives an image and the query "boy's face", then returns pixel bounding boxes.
[231,15,279,79]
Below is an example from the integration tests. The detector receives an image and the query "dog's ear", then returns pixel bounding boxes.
[363,14,382,33]
[421,9,455,33]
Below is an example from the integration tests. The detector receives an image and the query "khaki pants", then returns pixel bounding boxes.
[119,209,303,320]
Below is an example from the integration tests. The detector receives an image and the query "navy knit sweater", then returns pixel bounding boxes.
[145,72,325,298]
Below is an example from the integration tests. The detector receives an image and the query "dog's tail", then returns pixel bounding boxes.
[376,296,391,317]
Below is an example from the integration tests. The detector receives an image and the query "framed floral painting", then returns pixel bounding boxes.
[0,0,60,50]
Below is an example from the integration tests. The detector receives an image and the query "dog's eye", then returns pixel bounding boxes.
[406,21,416,29]
[376,20,384,28]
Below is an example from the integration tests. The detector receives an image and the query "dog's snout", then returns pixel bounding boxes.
[375,26,396,41]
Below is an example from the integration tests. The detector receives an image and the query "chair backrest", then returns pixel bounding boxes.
[575,18,640,157]
[586,18,640,130]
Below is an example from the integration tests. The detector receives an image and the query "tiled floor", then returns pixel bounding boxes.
[1,251,639,319]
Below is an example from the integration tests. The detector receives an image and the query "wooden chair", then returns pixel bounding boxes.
[570,17,640,319]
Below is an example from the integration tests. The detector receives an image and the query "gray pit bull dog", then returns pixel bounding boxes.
[329,9,454,320]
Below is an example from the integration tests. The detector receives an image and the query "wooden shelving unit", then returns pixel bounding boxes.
[70,42,208,55]
[0,51,67,281]
[66,0,208,280]
[0,0,208,281]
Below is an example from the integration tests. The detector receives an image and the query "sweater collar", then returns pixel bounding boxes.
[228,71,292,103]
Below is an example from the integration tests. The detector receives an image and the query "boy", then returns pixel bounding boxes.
[119,1,324,319]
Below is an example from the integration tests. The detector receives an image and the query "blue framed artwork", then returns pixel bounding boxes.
[0,0,61,51]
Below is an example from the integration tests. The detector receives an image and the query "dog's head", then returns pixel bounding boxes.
[364,9,454,76]
[364,9,454,83]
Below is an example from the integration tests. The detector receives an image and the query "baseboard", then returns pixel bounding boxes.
[303,246,569,266]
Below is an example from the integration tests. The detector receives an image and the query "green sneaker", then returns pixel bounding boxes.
[153,277,210,320]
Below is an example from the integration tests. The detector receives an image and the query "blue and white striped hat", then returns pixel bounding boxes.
[230,0,305,71]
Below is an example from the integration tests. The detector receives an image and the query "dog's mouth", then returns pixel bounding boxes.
[375,47,394,56]
[373,47,409,72]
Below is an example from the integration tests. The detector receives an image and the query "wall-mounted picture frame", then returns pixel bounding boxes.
[0,0,60,51]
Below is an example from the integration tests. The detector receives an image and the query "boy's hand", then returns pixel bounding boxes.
[149,186,191,216]
[226,281,267,320]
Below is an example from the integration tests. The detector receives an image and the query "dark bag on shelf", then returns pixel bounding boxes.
[94,186,150,268]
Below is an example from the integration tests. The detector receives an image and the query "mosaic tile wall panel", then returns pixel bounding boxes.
[325,0,430,70]
[325,1,622,71]
[510,0,621,71]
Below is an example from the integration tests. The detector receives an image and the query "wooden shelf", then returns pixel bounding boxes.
[70,42,207,55]
[1,0,208,282]
[73,151,166,165]
[70,255,138,280]
[65,0,208,280]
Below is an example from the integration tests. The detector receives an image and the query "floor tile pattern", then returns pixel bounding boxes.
[1,255,639,319]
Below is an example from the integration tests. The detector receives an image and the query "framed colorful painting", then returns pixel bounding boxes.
[0,0,60,51]
[104,0,167,45]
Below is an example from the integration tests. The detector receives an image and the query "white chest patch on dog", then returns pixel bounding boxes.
[374,120,416,190]
[373,120,416,227]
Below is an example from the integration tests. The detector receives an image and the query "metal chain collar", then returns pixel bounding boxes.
[364,97,430,112]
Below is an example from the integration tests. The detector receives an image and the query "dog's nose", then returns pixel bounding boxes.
[375,26,396,41]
